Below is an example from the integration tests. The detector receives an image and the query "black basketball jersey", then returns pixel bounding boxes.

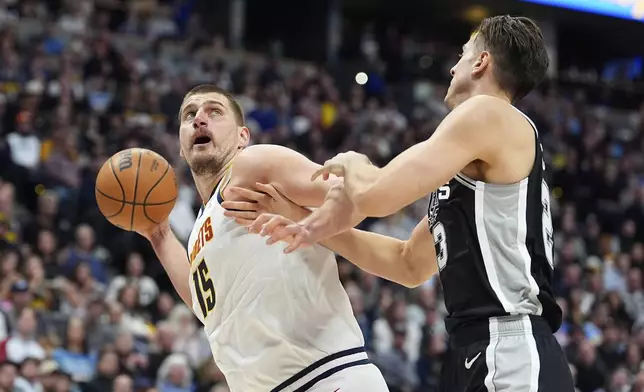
[427,110,562,334]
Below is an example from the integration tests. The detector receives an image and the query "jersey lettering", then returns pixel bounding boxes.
[438,185,451,200]
[193,258,216,317]
[190,217,214,263]
[433,222,448,271]
[541,179,554,269]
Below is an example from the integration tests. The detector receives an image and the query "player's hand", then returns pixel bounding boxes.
[311,151,379,206]
[247,213,312,253]
[222,183,311,226]
[311,151,373,181]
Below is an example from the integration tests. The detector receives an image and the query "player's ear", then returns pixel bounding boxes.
[472,51,490,77]
[238,126,250,149]
[179,147,185,159]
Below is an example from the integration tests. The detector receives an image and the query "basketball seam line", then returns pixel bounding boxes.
[130,150,142,231]
[108,156,126,201]
[143,156,172,225]
[95,188,176,206]
[105,157,127,218]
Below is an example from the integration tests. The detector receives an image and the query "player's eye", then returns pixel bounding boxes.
[210,108,223,116]
[185,111,196,121]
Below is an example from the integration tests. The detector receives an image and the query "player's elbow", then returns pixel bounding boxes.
[399,244,436,288]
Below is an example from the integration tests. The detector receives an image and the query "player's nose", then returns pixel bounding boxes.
[450,66,456,77]
[192,108,208,129]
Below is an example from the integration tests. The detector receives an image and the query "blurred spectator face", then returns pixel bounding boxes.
[0,363,17,391]
[610,367,630,391]
[115,331,134,355]
[156,325,176,352]
[38,193,59,216]
[20,358,39,381]
[16,111,33,133]
[119,285,139,309]
[97,351,119,377]
[1,249,19,275]
[37,230,57,255]
[75,262,92,285]
[53,374,71,392]
[113,374,133,392]
[66,318,85,347]
[579,341,597,365]
[628,268,642,292]
[156,293,175,320]
[617,254,631,274]
[632,243,644,264]
[0,183,15,214]
[126,253,144,277]
[75,225,95,251]
[603,324,619,345]
[178,91,249,177]
[167,364,186,387]
[564,264,582,287]
[26,255,44,281]
[18,308,37,337]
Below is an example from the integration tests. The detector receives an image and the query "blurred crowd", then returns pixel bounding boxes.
[1,1,644,392]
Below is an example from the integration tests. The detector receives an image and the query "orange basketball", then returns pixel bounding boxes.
[95,148,178,232]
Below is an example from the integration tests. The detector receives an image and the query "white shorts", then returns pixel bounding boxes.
[305,364,389,392]
[274,347,389,392]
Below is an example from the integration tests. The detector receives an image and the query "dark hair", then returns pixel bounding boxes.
[181,84,245,126]
[474,15,549,101]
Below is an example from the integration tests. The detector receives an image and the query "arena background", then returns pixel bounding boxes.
[1,0,644,391]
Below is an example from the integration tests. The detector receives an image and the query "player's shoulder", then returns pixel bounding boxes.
[229,144,301,183]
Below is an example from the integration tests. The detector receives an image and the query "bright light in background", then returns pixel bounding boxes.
[355,72,368,85]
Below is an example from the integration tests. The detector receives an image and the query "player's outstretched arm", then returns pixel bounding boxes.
[139,222,192,308]
[223,184,437,288]
[314,95,508,218]
[322,218,437,288]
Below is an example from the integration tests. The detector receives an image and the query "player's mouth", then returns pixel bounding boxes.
[192,133,212,147]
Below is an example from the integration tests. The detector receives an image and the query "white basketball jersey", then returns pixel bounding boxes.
[187,176,365,392]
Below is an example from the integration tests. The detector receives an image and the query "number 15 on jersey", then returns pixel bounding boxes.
[193,259,216,318]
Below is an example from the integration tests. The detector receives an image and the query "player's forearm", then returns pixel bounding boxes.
[148,226,193,307]
[353,142,439,217]
[321,230,424,288]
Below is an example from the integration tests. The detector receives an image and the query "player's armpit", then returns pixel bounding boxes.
[353,95,507,217]
[321,217,437,288]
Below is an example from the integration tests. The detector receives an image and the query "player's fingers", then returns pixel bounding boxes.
[233,218,254,226]
[223,210,259,221]
[255,183,281,200]
[248,213,275,234]
[310,168,326,182]
[221,200,257,212]
[284,232,305,254]
[260,216,291,236]
[228,187,265,202]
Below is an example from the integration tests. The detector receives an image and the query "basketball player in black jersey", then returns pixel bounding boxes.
[233,14,575,392]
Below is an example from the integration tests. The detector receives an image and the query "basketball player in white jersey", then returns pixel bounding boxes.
[137,84,392,392]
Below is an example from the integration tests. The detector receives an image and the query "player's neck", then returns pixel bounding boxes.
[194,152,239,204]
[471,82,512,104]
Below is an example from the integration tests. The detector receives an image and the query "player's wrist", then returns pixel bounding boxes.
[146,221,172,244]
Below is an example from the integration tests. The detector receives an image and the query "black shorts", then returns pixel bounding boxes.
[440,315,574,392]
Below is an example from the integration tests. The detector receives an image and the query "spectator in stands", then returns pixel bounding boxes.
[3,307,45,364]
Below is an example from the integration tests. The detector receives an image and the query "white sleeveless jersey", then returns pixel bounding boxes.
[187,178,365,392]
